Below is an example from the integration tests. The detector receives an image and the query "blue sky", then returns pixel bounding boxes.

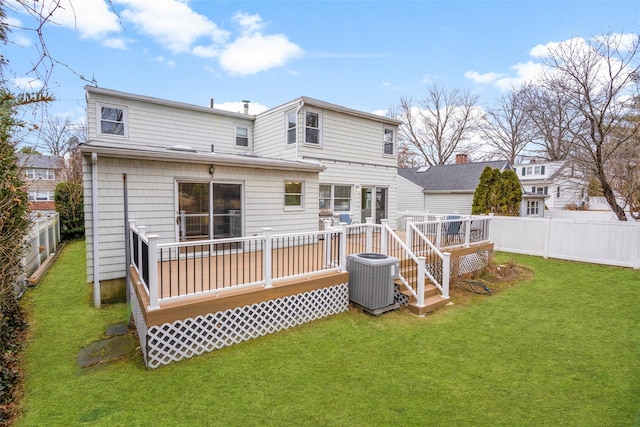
[5,0,640,124]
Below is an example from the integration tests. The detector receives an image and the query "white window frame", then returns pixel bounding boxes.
[286,109,297,145]
[234,124,251,149]
[284,180,304,210]
[526,200,540,216]
[97,103,128,138]
[319,183,352,212]
[383,127,395,156]
[304,110,322,146]
[29,191,54,201]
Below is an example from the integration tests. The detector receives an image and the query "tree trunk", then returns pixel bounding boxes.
[600,172,628,221]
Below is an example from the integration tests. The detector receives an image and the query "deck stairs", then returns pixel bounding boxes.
[395,260,450,316]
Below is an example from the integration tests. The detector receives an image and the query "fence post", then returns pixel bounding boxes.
[543,217,551,259]
[263,228,273,288]
[380,219,388,255]
[147,234,160,310]
[442,252,451,299]
[365,217,374,253]
[339,222,347,271]
[416,256,426,307]
[464,215,471,247]
[405,219,413,252]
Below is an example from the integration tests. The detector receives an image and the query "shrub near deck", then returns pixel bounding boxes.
[18,241,640,426]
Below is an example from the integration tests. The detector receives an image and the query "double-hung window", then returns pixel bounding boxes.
[284,181,304,208]
[383,128,395,155]
[319,184,351,212]
[235,125,250,147]
[98,104,127,137]
[305,111,320,145]
[286,110,297,145]
[526,200,540,216]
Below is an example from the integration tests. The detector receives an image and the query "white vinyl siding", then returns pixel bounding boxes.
[83,155,319,283]
[88,92,253,155]
[397,176,424,211]
[424,193,474,215]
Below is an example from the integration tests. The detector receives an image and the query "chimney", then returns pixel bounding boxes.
[209,98,214,108]
[455,153,469,164]
[242,100,250,114]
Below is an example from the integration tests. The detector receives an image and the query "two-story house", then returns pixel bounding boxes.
[513,160,588,211]
[80,87,400,296]
[18,153,62,214]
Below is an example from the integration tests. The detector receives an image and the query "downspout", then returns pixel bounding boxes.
[91,152,101,309]
[295,100,304,161]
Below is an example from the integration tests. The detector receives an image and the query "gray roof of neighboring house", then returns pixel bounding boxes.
[17,153,62,169]
[398,160,511,192]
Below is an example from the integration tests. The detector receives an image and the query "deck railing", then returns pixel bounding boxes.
[128,215,491,311]
[407,214,492,250]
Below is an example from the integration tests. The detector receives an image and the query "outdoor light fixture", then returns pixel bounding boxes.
[209,165,215,175]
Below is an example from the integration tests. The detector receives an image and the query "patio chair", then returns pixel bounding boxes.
[443,215,462,245]
[339,213,360,235]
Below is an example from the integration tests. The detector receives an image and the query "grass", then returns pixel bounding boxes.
[16,240,640,426]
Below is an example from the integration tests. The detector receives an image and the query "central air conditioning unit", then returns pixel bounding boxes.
[346,253,400,316]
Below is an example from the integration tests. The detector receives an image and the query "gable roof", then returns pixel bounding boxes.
[398,160,511,193]
[17,153,62,169]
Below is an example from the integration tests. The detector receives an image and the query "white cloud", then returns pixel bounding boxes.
[103,38,128,50]
[12,76,44,90]
[154,56,176,69]
[233,12,265,36]
[118,0,230,53]
[219,33,303,75]
[41,0,121,39]
[464,71,504,84]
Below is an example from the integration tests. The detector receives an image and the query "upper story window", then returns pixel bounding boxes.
[25,169,55,180]
[383,128,395,156]
[304,111,320,145]
[235,125,250,148]
[521,165,545,176]
[284,181,304,209]
[531,186,548,195]
[98,104,127,137]
[286,110,297,145]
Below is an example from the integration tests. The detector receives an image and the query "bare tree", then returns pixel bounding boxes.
[482,87,536,164]
[396,140,423,168]
[538,33,640,221]
[397,83,483,165]
[520,83,581,161]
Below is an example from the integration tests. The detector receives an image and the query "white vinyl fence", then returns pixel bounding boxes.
[490,216,640,269]
[18,214,61,295]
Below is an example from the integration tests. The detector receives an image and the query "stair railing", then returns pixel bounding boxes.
[405,218,451,299]
[381,220,426,307]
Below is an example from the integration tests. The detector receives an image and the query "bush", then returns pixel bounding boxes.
[54,182,84,240]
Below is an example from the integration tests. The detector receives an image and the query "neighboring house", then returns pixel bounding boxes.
[397,154,511,215]
[80,87,400,293]
[513,160,588,210]
[18,153,62,214]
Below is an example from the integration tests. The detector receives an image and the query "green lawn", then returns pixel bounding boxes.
[17,240,640,426]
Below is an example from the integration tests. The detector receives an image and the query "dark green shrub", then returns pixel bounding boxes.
[54,182,84,240]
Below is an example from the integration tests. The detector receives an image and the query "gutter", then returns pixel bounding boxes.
[91,152,101,309]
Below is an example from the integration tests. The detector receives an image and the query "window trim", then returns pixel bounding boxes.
[383,127,395,157]
[286,109,297,146]
[319,183,352,212]
[284,180,304,210]
[234,124,251,149]
[526,200,540,216]
[96,103,128,138]
[303,110,322,146]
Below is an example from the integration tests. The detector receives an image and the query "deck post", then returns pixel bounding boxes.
[405,218,413,252]
[137,226,146,272]
[263,228,273,288]
[147,234,160,310]
[435,216,443,249]
[339,223,347,271]
[324,227,332,268]
[442,252,451,299]
[380,219,389,255]
[464,215,471,247]
[365,218,373,253]
[416,256,426,307]
[487,213,494,241]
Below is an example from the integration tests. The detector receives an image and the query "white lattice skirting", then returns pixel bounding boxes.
[138,283,348,369]
[457,251,490,276]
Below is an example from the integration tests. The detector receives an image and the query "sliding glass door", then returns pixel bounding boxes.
[177,181,242,242]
